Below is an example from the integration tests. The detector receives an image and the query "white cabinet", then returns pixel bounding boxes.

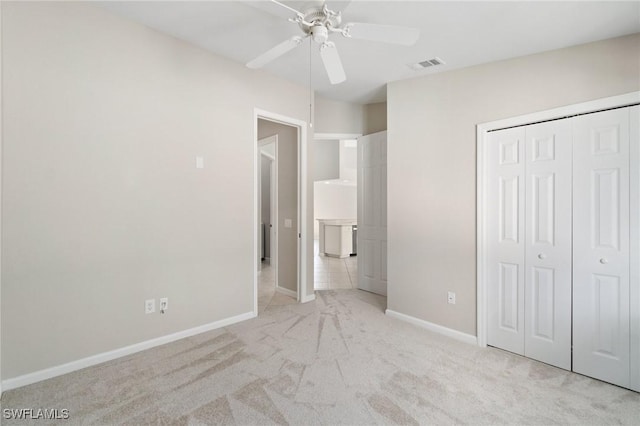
[486,105,638,391]
[318,219,356,258]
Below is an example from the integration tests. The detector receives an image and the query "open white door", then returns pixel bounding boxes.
[357,131,387,296]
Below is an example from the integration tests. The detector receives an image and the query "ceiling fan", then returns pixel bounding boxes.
[246,0,420,84]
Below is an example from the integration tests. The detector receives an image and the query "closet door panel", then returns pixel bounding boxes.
[524,120,572,370]
[573,108,630,388]
[487,127,526,354]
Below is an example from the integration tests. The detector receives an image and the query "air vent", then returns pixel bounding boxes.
[409,57,445,70]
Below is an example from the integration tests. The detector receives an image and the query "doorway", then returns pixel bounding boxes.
[312,131,389,297]
[254,110,310,314]
[258,135,277,271]
[313,134,360,292]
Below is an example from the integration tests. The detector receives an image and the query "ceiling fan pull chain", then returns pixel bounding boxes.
[309,37,313,128]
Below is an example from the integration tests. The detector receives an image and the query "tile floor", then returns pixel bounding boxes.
[257,240,358,313]
[256,261,297,313]
[313,240,358,290]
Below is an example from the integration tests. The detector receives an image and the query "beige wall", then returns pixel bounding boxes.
[313,140,339,182]
[364,102,387,135]
[258,120,298,292]
[1,2,314,379]
[313,97,386,135]
[314,96,364,134]
[387,33,640,336]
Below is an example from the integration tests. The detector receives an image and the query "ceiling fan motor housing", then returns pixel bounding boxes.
[299,5,342,43]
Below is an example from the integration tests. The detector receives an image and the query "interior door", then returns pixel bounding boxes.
[357,131,387,295]
[487,127,526,355]
[572,108,630,388]
[524,120,572,370]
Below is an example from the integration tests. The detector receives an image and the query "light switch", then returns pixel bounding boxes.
[196,156,204,169]
[284,219,292,228]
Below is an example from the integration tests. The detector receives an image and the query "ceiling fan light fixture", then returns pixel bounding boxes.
[311,25,329,44]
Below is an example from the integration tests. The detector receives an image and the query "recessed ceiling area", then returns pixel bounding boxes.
[99,1,640,104]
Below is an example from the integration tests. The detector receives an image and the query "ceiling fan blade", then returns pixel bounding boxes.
[240,0,303,20]
[343,22,420,46]
[270,0,304,18]
[319,42,346,85]
[246,36,305,69]
[324,0,352,14]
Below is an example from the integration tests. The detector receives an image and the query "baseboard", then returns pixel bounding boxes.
[385,309,478,346]
[2,311,256,392]
[276,286,298,298]
[300,293,316,303]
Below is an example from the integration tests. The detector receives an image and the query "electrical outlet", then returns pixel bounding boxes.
[145,299,156,314]
[447,291,456,305]
[160,297,168,314]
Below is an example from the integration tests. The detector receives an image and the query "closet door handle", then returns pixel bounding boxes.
[599,258,608,264]
[538,253,546,260]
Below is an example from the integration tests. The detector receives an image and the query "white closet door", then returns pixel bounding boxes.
[357,131,387,296]
[524,120,572,370]
[630,105,639,392]
[487,127,526,355]
[573,108,630,388]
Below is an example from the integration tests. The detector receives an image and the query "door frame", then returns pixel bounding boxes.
[314,133,361,141]
[0,2,4,398]
[258,136,277,276]
[254,109,310,315]
[476,91,640,349]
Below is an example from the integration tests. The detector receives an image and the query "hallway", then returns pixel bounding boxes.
[258,240,359,314]
[257,262,296,314]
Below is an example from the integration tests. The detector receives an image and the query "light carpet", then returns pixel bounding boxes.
[1,289,639,425]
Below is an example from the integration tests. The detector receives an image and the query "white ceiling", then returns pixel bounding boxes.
[99,1,640,104]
